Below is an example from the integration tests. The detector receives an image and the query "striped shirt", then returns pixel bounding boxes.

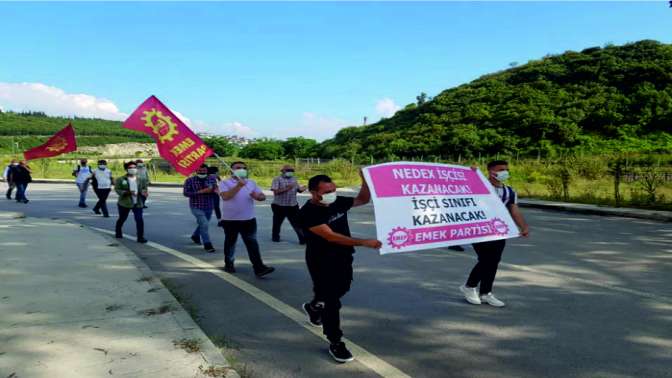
[271,175,300,206]
[183,176,218,211]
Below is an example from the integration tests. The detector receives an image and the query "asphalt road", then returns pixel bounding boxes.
[2,183,671,378]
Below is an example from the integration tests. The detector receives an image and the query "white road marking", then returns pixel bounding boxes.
[91,227,411,378]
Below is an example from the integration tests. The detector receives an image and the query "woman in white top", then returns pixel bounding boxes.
[91,159,114,217]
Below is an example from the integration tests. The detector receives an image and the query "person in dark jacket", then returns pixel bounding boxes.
[114,161,149,243]
[12,161,32,204]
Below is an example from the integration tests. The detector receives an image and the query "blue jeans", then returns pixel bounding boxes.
[191,208,213,244]
[77,182,89,205]
[15,183,27,202]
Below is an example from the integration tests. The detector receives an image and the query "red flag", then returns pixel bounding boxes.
[24,124,77,160]
[123,96,213,176]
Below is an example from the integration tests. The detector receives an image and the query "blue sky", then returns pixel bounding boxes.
[0,1,670,140]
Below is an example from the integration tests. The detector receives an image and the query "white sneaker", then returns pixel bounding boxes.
[459,285,481,305]
[480,293,505,307]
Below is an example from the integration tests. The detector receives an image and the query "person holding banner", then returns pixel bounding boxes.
[299,171,381,363]
[460,160,529,307]
[114,161,148,243]
[218,161,275,277]
[184,164,218,253]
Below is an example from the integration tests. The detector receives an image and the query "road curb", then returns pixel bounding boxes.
[518,199,672,222]
[30,178,183,187]
[84,226,241,378]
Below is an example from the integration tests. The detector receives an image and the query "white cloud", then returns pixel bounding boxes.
[192,120,258,138]
[375,97,400,118]
[0,82,127,120]
[171,110,192,127]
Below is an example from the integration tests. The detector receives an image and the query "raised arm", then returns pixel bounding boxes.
[353,170,371,207]
[308,224,381,249]
[220,179,245,200]
[509,204,529,237]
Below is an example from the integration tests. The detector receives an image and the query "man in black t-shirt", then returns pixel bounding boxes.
[299,171,382,363]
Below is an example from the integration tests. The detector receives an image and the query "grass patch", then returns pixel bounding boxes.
[140,304,173,316]
[173,338,202,353]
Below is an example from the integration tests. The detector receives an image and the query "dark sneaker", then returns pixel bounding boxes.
[255,266,275,278]
[191,235,201,245]
[93,209,101,215]
[448,246,465,251]
[302,303,323,327]
[103,214,110,218]
[203,242,216,253]
[272,236,280,242]
[223,265,236,273]
[329,342,354,363]
[137,238,148,244]
[115,234,123,239]
[78,204,87,208]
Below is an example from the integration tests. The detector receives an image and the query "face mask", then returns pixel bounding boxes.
[197,174,207,179]
[137,164,144,168]
[283,171,294,178]
[494,170,510,182]
[233,169,248,178]
[12,163,19,166]
[320,192,337,205]
[99,165,106,170]
[127,168,138,175]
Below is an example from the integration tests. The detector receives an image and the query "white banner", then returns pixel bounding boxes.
[362,162,520,255]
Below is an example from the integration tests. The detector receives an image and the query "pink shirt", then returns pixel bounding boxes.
[219,178,262,221]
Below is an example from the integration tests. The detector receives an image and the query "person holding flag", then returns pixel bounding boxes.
[114,161,149,243]
[218,161,275,277]
[11,161,32,204]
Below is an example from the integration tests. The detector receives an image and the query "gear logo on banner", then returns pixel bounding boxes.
[387,227,412,249]
[45,136,68,152]
[491,218,510,236]
[141,108,179,144]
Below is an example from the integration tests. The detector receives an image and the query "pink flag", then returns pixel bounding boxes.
[123,96,213,176]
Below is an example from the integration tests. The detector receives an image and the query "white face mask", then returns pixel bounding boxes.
[320,192,337,205]
[99,165,106,170]
[197,174,207,179]
[233,169,248,178]
[12,163,19,166]
[127,168,138,176]
[283,171,294,178]
[494,170,510,182]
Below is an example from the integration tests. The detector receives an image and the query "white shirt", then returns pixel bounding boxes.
[128,176,138,204]
[75,166,92,184]
[93,168,112,189]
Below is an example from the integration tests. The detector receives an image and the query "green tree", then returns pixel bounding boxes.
[239,139,284,160]
[282,137,318,158]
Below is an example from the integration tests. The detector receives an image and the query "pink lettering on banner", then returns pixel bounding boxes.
[386,218,510,249]
[367,164,490,198]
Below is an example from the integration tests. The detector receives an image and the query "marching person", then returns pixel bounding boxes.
[91,159,113,218]
[218,161,275,277]
[208,166,222,221]
[183,164,218,253]
[460,160,530,307]
[136,159,150,208]
[299,171,381,363]
[12,161,32,204]
[271,164,306,244]
[3,159,18,200]
[114,161,148,243]
[73,158,92,208]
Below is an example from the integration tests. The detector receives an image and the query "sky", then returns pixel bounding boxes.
[0,1,670,141]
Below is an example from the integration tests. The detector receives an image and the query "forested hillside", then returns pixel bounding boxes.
[320,40,672,160]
